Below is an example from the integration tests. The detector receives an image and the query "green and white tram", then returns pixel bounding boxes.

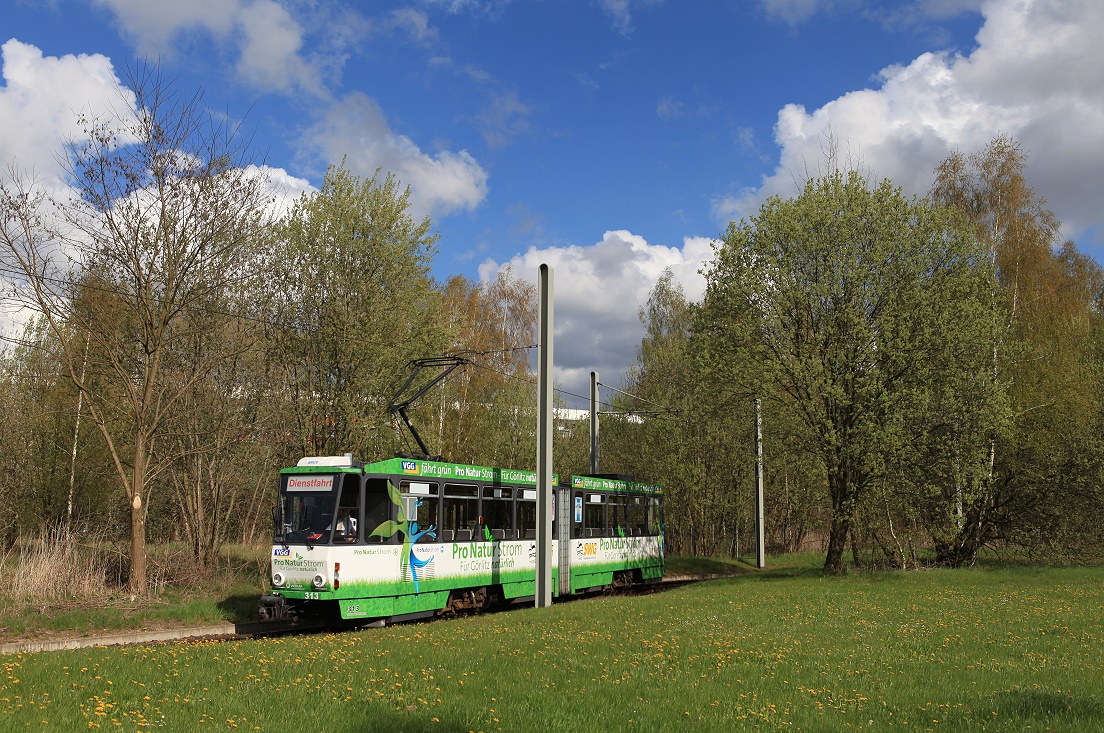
[260,454,664,623]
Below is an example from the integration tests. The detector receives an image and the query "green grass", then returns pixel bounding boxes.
[4,564,1103,731]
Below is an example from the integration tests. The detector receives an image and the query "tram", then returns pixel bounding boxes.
[259,454,664,623]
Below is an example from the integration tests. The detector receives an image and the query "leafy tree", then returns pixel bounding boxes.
[0,68,270,591]
[702,170,998,572]
[265,163,446,462]
[604,270,755,556]
[932,136,1104,562]
[432,266,537,467]
[161,293,277,567]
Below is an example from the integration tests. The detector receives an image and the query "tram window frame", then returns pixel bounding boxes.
[608,493,628,537]
[584,492,607,538]
[648,496,663,536]
[363,478,394,544]
[482,487,514,539]
[330,473,362,544]
[280,474,337,545]
[628,495,648,536]
[400,481,439,543]
[442,483,480,539]
[517,489,537,539]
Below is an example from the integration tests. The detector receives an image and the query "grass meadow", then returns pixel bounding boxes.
[3,560,1103,731]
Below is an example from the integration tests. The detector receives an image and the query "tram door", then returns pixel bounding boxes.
[556,487,572,595]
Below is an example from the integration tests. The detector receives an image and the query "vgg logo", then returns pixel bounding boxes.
[273,548,290,557]
[402,460,418,474]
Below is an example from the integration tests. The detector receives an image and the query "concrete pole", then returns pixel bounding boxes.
[590,371,599,475]
[535,264,554,608]
[755,397,766,570]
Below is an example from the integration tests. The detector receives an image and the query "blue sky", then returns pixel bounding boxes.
[3,0,1102,404]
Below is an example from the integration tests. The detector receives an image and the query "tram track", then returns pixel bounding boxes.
[0,573,733,655]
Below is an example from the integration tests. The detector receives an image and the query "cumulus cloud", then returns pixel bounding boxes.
[90,0,238,53]
[91,0,324,94]
[721,0,1104,245]
[91,1,493,219]
[302,92,489,219]
[235,1,323,95]
[0,41,314,339]
[479,231,715,402]
[0,39,131,185]
[243,165,316,219]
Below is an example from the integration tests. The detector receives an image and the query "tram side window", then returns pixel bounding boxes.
[649,496,663,536]
[517,489,537,539]
[442,484,479,540]
[482,487,513,540]
[608,494,627,536]
[401,481,439,543]
[628,496,649,536]
[364,479,393,544]
[332,473,361,544]
[584,493,606,538]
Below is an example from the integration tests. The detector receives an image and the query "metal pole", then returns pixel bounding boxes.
[755,397,765,569]
[535,264,554,608]
[589,371,599,475]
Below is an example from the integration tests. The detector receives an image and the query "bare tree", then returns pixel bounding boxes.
[0,66,270,592]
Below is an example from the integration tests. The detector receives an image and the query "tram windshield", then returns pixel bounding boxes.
[278,473,342,545]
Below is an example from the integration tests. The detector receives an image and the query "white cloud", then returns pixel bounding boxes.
[235,1,323,95]
[656,97,684,120]
[301,92,489,219]
[719,0,1104,245]
[90,0,238,53]
[0,41,313,339]
[420,1,513,16]
[389,8,439,44]
[761,0,984,26]
[479,230,715,402]
[0,39,132,185]
[93,1,490,218]
[760,0,825,25]
[244,164,316,219]
[91,0,325,95]
[599,0,664,35]
[474,91,532,148]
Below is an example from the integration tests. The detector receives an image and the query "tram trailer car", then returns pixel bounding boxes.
[259,455,664,623]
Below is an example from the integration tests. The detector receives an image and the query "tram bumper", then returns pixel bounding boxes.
[258,594,291,621]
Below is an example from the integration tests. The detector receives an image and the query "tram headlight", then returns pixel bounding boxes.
[312,573,327,589]
[271,572,285,588]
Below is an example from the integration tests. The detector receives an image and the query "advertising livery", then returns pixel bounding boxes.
[260,455,664,623]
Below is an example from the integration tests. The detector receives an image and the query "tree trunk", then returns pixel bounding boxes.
[824,513,850,573]
[824,468,857,574]
[130,495,147,593]
[129,438,149,594]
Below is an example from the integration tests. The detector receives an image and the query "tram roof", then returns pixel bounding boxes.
[281,455,661,494]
